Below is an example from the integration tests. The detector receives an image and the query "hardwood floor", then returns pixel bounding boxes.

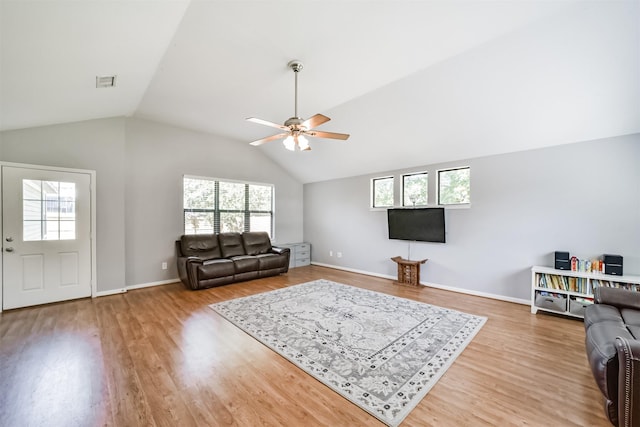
[0,266,610,426]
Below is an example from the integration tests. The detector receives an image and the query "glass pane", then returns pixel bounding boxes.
[184,212,214,234]
[219,182,245,210]
[23,200,42,221]
[45,197,60,218]
[439,168,470,205]
[43,220,59,240]
[59,221,76,240]
[60,182,76,216]
[60,199,75,215]
[183,178,215,209]
[220,212,244,233]
[249,185,272,211]
[43,181,60,212]
[23,221,42,241]
[250,213,271,236]
[403,173,428,206]
[373,177,394,207]
[59,182,75,199]
[23,180,42,200]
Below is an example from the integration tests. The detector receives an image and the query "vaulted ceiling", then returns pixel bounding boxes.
[1,1,638,183]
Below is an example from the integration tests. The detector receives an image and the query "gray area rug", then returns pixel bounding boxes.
[210,279,486,426]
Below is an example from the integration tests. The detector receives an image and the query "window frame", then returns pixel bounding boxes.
[183,175,274,237]
[437,166,471,206]
[371,176,395,209]
[401,171,428,207]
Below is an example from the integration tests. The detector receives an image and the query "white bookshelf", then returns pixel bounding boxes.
[531,266,640,319]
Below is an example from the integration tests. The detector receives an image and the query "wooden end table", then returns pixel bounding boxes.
[391,256,428,286]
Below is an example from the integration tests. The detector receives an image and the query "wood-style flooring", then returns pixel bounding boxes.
[0,266,610,426]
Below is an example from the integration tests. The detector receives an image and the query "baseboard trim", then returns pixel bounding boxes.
[127,278,179,291]
[312,262,396,281]
[422,281,529,305]
[94,288,127,297]
[94,278,179,297]
[311,262,529,306]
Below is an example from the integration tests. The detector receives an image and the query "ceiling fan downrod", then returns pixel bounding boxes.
[288,60,303,121]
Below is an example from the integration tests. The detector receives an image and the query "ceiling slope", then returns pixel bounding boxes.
[0,0,190,131]
[261,1,640,183]
[1,1,638,183]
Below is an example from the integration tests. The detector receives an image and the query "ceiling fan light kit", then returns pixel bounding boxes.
[247,60,349,151]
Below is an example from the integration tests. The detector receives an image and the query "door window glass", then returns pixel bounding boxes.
[23,180,76,241]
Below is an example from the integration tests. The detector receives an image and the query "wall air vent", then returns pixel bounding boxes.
[96,75,117,88]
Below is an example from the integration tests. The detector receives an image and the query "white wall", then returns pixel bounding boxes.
[304,134,640,301]
[124,118,304,286]
[0,118,127,292]
[0,117,304,293]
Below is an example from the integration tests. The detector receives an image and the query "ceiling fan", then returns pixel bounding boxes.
[247,60,350,151]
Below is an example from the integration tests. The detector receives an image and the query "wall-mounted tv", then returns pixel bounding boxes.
[387,207,446,243]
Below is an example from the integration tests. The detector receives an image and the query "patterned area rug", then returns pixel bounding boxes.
[210,279,486,426]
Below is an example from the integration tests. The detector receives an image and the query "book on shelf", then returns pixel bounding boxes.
[573,296,594,305]
[536,269,640,295]
[538,290,565,298]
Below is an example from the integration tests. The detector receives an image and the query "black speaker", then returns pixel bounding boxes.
[554,251,570,270]
[604,254,623,276]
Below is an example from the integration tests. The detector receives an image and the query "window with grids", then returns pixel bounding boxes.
[438,167,470,205]
[183,177,273,237]
[23,180,76,241]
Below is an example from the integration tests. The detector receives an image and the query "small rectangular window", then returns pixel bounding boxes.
[438,167,470,205]
[372,176,394,208]
[23,180,76,241]
[402,172,428,207]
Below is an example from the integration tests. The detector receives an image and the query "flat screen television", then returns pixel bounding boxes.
[387,207,446,243]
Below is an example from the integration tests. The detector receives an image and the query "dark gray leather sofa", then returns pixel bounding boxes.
[584,286,640,426]
[176,232,290,290]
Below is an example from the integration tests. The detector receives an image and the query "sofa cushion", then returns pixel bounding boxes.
[181,234,222,259]
[219,232,246,258]
[584,304,626,330]
[231,255,259,273]
[621,308,640,339]
[242,232,272,255]
[256,253,287,270]
[199,258,235,279]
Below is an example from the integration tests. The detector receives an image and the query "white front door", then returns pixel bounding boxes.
[2,166,92,310]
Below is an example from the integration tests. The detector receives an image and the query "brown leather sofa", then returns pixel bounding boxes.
[584,286,640,426]
[176,232,290,290]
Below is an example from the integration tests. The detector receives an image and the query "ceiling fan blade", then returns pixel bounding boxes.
[302,113,330,129]
[249,133,289,146]
[246,117,288,131]
[307,130,350,140]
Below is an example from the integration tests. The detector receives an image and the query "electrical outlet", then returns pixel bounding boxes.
[329,250,333,257]
[161,262,167,270]
[337,252,342,258]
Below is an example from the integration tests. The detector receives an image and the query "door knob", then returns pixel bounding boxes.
[5,237,13,242]
[5,247,14,252]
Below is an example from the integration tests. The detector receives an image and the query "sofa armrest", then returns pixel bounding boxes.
[595,287,640,310]
[178,255,219,289]
[271,246,290,256]
[615,336,640,427]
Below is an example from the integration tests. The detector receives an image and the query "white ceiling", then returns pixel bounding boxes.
[2,1,639,183]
